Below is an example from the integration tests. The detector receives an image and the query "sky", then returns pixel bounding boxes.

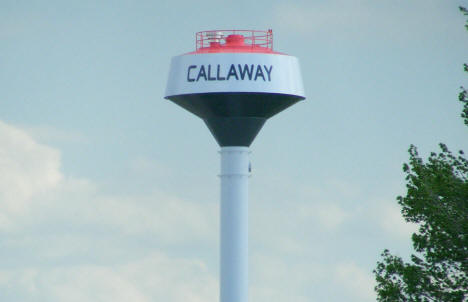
[1,0,467,301]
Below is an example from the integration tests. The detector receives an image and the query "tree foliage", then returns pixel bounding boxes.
[374,145,468,302]
[374,7,468,302]
[460,6,468,126]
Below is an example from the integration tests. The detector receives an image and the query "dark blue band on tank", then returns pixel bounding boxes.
[204,117,266,147]
[165,92,304,146]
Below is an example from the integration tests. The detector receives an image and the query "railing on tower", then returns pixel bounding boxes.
[196,29,273,52]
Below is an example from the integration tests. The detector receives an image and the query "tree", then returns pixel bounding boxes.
[374,144,468,301]
[373,7,468,302]
[460,6,468,127]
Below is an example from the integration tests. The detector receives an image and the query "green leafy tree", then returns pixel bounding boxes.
[460,6,468,126]
[373,7,468,302]
[374,144,468,301]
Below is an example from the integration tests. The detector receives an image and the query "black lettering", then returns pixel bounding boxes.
[196,65,207,81]
[254,65,265,81]
[216,64,226,81]
[187,65,197,82]
[207,65,216,81]
[238,64,254,80]
[226,64,239,80]
[263,65,273,81]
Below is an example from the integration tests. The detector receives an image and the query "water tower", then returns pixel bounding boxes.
[165,29,305,302]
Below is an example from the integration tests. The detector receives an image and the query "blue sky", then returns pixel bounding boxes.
[1,0,467,301]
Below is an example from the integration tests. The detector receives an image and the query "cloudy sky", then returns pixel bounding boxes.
[1,0,467,301]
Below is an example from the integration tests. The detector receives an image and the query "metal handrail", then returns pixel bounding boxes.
[196,29,273,51]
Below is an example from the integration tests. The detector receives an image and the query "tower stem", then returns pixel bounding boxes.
[219,146,249,302]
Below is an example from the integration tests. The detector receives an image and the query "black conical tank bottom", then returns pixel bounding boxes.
[167,92,303,146]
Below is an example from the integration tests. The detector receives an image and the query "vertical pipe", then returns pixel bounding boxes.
[220,146,249,302]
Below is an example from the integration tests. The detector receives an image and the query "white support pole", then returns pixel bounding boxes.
[219,146,250,302]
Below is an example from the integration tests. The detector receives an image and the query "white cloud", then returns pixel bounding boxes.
[371,201,418,239]
[0,252,217,302]
[298,202,349,230]
[122,252,216,302]
[0,120,62,230]
[0,120,217,301]
[334,262,375,301]
[252,173,353,237]
[22,124,89,144]
[251,287,310,302]
[250,252,323,302]
[326,178,361,198]
[78,192,217,244]
[47,266,149,302]
[0,120,216,246]
[129,156,165,174]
